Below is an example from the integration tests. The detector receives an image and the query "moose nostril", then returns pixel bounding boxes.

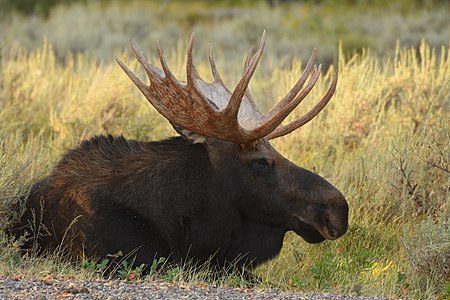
[329,226,339,238]
[324,213,339,238]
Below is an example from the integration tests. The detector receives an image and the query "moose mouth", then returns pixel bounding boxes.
[292,215,341,244]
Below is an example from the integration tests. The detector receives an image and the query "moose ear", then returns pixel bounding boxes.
[170,122,206,144]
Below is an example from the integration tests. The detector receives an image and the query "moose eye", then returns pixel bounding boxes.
[249,158,272,174]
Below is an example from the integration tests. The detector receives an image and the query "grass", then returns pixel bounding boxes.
[0,28,449,300]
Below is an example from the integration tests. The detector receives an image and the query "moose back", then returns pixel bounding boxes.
[16,32,349,269]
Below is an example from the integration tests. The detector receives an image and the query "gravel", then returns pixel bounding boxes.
[0,277,387,299]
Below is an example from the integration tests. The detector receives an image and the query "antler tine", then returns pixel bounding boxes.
[129,40,163,83]
[247,49,318,138]
[208,43,224,84]
[186,33,202,87]
[224,30,266,118]
[275,48,316,109]
[156,40,178,83]
[242,45,258,105]
[257,63,321,131]
[243,45,254,73]
[267,70,338,140]
[116,57,153,100]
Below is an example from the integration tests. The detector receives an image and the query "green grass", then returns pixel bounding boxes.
[0,35,449,299]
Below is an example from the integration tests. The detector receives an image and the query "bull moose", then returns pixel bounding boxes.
[16,32,348,271]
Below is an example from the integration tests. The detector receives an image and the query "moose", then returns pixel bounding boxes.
[16,32,348,271]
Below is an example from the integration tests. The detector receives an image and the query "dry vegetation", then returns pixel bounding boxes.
[0,0,449,299]
[1,0,450,66]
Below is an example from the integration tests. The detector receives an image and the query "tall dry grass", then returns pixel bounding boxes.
[0,38,448,298]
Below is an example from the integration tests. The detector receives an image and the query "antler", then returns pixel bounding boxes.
[116,31,337,144]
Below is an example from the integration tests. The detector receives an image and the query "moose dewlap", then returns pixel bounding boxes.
[15,32,348,270]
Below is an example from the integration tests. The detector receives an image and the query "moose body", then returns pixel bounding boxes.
[16,33,348,270]
[23,135,290,267]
